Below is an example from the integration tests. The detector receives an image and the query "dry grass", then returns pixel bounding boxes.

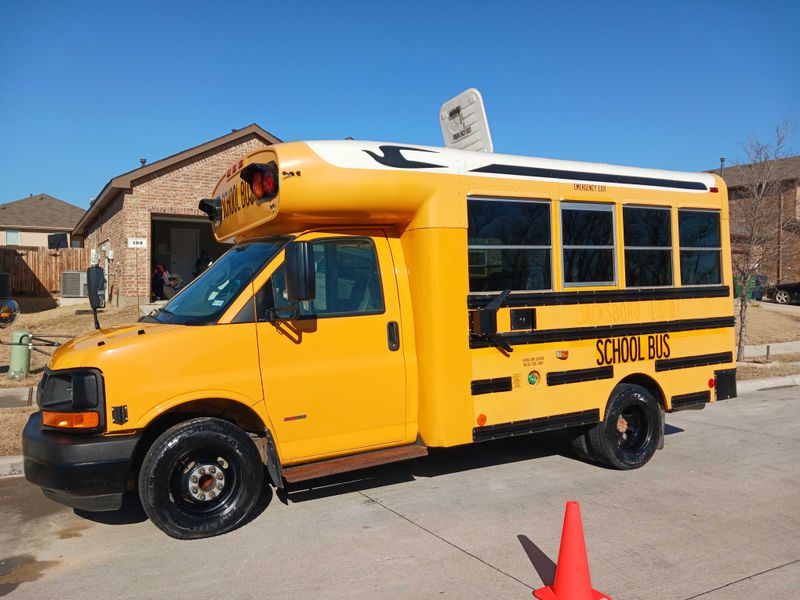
[0,303,140,389]
[0,406,35,455]
[0,303,141,456]
[736,362,800,380]
[736,303,800,345]
[737,350,800,380]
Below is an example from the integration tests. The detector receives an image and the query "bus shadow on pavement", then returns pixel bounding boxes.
[74,482,275,530]
[285,433,568,504]
[75,492,148,525]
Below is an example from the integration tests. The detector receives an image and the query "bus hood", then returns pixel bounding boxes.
[49,323,177,370]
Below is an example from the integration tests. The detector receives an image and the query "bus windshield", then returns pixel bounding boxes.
[147,237,289,325]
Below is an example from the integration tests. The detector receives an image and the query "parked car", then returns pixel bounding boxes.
[766,281,800,304]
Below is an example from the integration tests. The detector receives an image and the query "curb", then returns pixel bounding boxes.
[0,455,23,478]
[737,374,800,395]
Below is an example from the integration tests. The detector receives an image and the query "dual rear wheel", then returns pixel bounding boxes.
[572,383,663,470]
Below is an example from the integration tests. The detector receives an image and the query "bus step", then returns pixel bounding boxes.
[283,443,428,483]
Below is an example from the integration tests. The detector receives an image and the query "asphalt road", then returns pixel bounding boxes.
[1,387,799,599]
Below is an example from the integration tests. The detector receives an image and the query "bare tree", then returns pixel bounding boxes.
[729,122,793,360]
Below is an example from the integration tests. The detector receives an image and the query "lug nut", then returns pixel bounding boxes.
[216,484,223,490]
[216,473,224,480]
[198,467,206,475]
[209,466,216,474]
[199,493,205,500]
[190,476,198,483]
[191,487,198,494]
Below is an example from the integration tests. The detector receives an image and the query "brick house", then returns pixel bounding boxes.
[73,124,281,305]
[0,194,85,247]
[712,155,800,283]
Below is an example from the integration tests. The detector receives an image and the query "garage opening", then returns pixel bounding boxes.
[151,216,230,290]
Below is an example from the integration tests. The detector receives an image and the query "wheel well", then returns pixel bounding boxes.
[617,374,666,411]
[129,399,266,480]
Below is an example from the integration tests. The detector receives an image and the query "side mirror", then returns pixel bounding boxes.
[284,242,315,302]
[0,298,19,328]
[87,266,106,310]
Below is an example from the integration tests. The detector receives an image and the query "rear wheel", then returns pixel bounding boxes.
[138,417,264,539]
[775,289,791,304]
[586,384,662,470]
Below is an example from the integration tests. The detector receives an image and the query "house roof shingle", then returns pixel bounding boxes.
[708,155,800,189]
[73,124,281,236]
[0,194,86,230]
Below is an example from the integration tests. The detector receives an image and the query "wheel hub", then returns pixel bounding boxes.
[187,463,226,502]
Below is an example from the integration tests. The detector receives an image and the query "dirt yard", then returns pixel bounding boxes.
[0,303,141,389]
[736,301,800,344]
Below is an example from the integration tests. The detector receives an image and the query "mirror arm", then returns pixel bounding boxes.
[472,288,513,353]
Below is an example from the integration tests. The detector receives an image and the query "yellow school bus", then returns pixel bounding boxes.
[23,140,736,538]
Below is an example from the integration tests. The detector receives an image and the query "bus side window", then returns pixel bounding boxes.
[467,197,552,292]
[561,202,616,286]
[678,209,722,285]
[623,206,672,287]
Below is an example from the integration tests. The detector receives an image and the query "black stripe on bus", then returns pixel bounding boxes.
[469,316,735,349]
[670,391,711,411]
[655,351,733,372]
[473,409,600,443]
[471,377,513,396]
[469,163,708,191]
[547,365,614,387]
[467,286,729,309]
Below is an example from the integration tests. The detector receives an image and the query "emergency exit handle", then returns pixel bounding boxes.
[387,321,400,352]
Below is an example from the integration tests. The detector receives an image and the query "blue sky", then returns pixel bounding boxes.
[1,1,798,208]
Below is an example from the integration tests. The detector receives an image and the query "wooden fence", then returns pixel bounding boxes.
[0,247,90,297]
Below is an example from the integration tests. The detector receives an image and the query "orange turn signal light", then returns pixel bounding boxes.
[42,410,99,429]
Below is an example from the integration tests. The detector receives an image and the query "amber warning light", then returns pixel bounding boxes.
[42,410,100,429]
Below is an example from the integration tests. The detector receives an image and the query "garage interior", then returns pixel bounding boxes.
[151,216,230,286]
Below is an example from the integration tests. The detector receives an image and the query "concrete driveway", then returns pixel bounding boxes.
[1,387,798,599]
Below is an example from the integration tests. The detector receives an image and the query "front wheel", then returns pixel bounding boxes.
[586,384,662,470]
[138,417,264,539]
[775,289,791,304]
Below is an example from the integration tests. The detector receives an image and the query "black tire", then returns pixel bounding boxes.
[138,417,264,539]
[586,384,662,470]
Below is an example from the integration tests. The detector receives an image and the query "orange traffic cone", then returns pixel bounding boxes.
[533,501,611,600]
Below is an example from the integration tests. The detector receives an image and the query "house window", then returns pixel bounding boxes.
[5,230,19,246]
[679,209,722,285]
[561,203,616,286]
[467,198,552,292]
[623,206,672,287]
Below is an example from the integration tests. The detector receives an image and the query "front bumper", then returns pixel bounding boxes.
[23,412,140,511]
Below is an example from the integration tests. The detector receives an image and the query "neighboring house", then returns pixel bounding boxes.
[72,124,281,306]
[710,155,800,283]
[0,193,85,247]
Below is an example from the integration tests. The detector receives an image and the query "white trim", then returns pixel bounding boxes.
[305,140,716,193]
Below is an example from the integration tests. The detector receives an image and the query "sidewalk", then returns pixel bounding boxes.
[0,386,32,408]
[743,339,800,358]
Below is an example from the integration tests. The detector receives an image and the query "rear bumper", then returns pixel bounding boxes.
[23,412,140,511]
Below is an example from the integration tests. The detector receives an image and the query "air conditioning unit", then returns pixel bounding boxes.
[61,271,88,298]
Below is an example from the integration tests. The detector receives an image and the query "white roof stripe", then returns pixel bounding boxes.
[304,140,715,191]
